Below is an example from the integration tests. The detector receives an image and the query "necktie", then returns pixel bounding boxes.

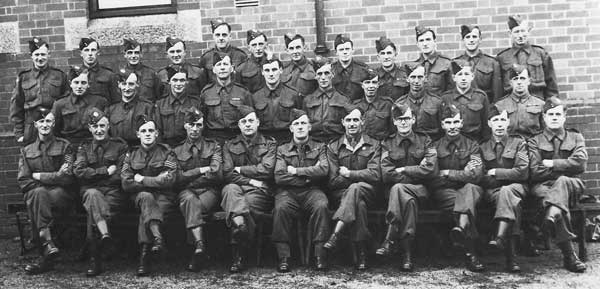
[448,141,457,164]
[423,61,431,76]
[552,136,562,159]
[97,145,105,166]
[298,144,306,166]
[517,49,528,65]
[401,139,410,166]
[192,145,199,165]
[494,142,504,166]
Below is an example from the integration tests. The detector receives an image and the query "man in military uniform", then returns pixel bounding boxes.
[157,37,208,97]
[453,25,503,103]
[121,38,161,103]
[235,29,269,93]
[221,106,276,273]
[201,55,254,143]
[428,105,485,272]
[528,97,587,272]
[73,38,119,104]
[440,61,490,142]
[252,58,301,142]
[18,107,74,274]
[323,108,381,270]
[172,107,223,272]
[497,15,559,100]
[155,68,202,147]
[121,115,177,276]
[107,71,155,147]
[412,25,453,96]
[73,108,128,277]
[303,61,351,142]
[479,108,529,273]
[199,19,248,80]
[11,37,69,145]
[352,69,394,140]
[374,36,408,101]
[376,104,437,272]
[282,34,317,96]
[272,109,330,272]
[395,64,443,140]
[331,34,370,102]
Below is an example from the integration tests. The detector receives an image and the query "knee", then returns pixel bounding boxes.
[222,184,242,196]
[314,199,329,212]
[84,189,103,200]
[136,191,154,204]
[274,201,292,215]
[178,190,195,203]
[556,176,571,184]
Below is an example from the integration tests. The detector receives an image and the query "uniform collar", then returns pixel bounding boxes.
[510,91,531,103]
[543,127,566,142]
[216,80,234,94]
[127,63,142,71]
[184,137,204,151]
[453,87,473,100]
[395,131,417,144]
[512,43,532,55]
[291,138,315,151]
[462,49,482,60]
[84,62,99,72]
[293,56,309,69]
[342,134,366,153]
[36,135,56,149]
[69,92,87,104]
[92,138,109,152]
[169,90,187,105]
[318,86,335,98]
[493,135,509,146]
[408,89,425,103]
[419,51,439,65]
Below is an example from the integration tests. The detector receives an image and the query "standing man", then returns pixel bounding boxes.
[11,37,69,145]
[236,29,269,93]
[121,38,161,103]
[282,34,317,96]
[352,69,395,140]
[19,107,74,274]
[412,25,453,96]
[528,97,587,272]
[157,37,208,97]
[73,37,119,104]
[453,25,503,103]
[331,34,370,102]
[199,19,247,79]
[497,15,558,100]
[374,36,408,101]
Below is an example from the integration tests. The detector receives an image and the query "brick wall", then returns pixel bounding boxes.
[0,0,599,236]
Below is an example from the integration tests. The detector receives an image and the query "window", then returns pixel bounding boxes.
[89,0,177,19]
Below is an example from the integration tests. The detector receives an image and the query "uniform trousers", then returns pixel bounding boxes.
[329,182,376,242]
[385,183,430,240]
[430,183,483,239]
[221,184,274,243]
[81,186,128,240]
[24,186,73,240]
[482,183,527,236]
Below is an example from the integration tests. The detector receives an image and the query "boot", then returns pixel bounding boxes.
[354,242,368,270]
[505,236,521,273]
[376,224,397,256]
[24,256,54,275]
[542,206,562,239]
[231,221,248,243]
[191,227,205,256]
[400,238,414,272]
[558,241,586,273]
[324,233,340,250]
[488,220,510,251]
[86,237,102,277]
[136,244,151,277]
[42,240,59,259]
[277,257,290,273]
[465,239,485,272]
[149,221,163,253]
[450,215,468,248]
[229,245,244,273]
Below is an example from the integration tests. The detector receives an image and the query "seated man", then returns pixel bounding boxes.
[73,108,129,277]
[323,108,381,270]
[172,107,223,272]
[272,109,330,272]
[377,103,437,272]
[221,105,276,273]
[121,115,177,276]
[18,107,74,274]
[479,107,528,273]
[528,97,587,272]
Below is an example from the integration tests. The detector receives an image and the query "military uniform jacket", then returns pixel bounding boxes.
[235,55,267,93]
[353,95,394,140]
[107,98,155,144]
[121,143,177,195]
[303,88,351,140]
[479,135,529,189]
[327,134,381,190]
[411,52,454,96]
[274,138,329,188]
[430,134,483,190]
[380,132,437,185]
[10,66,69,141]
[74,137,128,189]
[494,92,544,138]
[18,136,74,192]
[154,90,202,144]
[496,44,559,100]
[122,63,161,103]
[331,59,370,102]
[441,87,490,142]
[528,128,587,183]
[282,56,317,96]
[395,90,443,140]
[253,83,301,133]
[200,81,254,131]
[73,64,120,104]
[223,134,277,187]
[157,62,208,97]
[454,51,503,103]
[51,92,108,140]
[199,45,248,73]
[376,64,408,101]
[173,138,222,190]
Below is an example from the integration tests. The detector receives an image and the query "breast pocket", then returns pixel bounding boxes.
[60,108,80,130]
[464,103,483,127]
[204,97,222,122]
[158,109,175,128]
[21,79,38,102]
[277,99,295,122]
[527,58,545,86]
[475,65,493,88]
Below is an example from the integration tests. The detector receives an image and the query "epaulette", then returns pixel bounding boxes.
[327,137,341,149]
[200,82,216,94]
[55,136,71,145]
[566,128,580,134]
[264,135,277,145]
[472,88,487,96]
[437,54,451,60]
[99,65,114,72]
[380,96,394,103]
[353,59,369,67]
[48,66,64,73]
[110,137,128,145]
[231,45,247,54]
[496,47,512,56]
[481,53,497,60]
[281,82,299,93]
[508,134,526,142]
[18,68,33,76]
[233,82,250,90]
[157,142,172,151]
[200,47,217,56]
[531,44,547,51]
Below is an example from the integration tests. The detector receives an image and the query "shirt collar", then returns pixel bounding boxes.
[463,50,482,60]
[37,135,56,149]
[510,91,531,103]
[395,131,416,144]
[342,135,365,153]
[512,43,532,55]
[319,86,335,98]
[92,139,108,152]
[543,127,566,142]
[409,90,425,103]
[420,51,439,64]
[216,80,234,94]
[293,56,308,69]
[85,62,99,72]
[291,138,314,151]
[454,87,473,100]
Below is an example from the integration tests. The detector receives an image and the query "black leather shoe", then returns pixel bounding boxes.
[323,233,340,250]
[86,256,102,277]
[465,253,485,272]
[376,239,395,256]
[151,237,163,253]
[136,244,150,277]
[400,239,414,272]
[563,252,586,272]
[277,257,290,273]
[24,257,54,275]
[315,256,328,271]
[488,236,506,251]
[193,240,205,256]
[355,243,368,271]
[449,227,466,248]
[229,246,244,273]
[186,255,201,272]
[42,240,59,258]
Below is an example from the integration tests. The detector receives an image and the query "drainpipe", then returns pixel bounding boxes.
[313,0,329,57]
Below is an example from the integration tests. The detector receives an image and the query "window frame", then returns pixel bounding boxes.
[88,0,177,19]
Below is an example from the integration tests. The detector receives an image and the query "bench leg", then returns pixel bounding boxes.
[577,209,587,262]
[15,213,27,256]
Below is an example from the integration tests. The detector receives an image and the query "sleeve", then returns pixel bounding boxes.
[73,144,109,180]
[9,76,25,140]
[295,145,329,179]
[494,140,530,181]
[403,138,438,179]
[274,147,310,187]
[528,137,553,182]
[141,152,177,188]
[491,59,504,103]
[347,143,382,184]
[223,143,252,186]
[38,143,74,185]
[17,149,39,192]
[552,133,588,175]
[240,142,277,182]
[327,145,351,190]
[542,52,559,100]
[121,152,145,193]
[447,142,483,184]
[380,143,405,184]
[186,144,223,187]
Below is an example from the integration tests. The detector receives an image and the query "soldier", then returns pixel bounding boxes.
[252,58,301,142]
[494,65,545,138]
[323,108,381,270]
[428,104,485,272]
[376,104,437,272]
[154,68,202,147]
[411,25,453,96]
[18,107,74,274]
[157,37,208,97]
[120,38,161,103]
[121,115,177,276]
[479,108,528,273]
[331,34,370,102]
[235,29,269,93]
[106,71,155,147]
[303,61,352,142]
[221,105,276,273]
[51,67,108,146]
[272,109,330,272]
[10,37,69,145]
[352,69,395,140]
[529,97,587,272]
[72,38,120,104]
[201,54,254,143]
[282,34,317,96]
[73,108,128,277]
[374,36,408,101]
[395,64,443,140]
[453,25,503,103]
[172,107,223,272]
[497,15,559,100]
[440,61,490,142]
[199,19,248,79]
